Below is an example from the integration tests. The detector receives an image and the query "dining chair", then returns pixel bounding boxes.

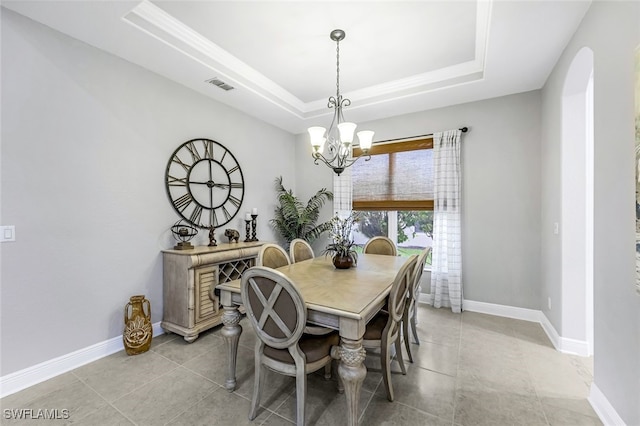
[256,243,291,268]
[289,238,315,263]
[362,254,418,402]
[241,267,340,426]
[402,247,431,363]
[363,236,398,256]
[256,243,329,336]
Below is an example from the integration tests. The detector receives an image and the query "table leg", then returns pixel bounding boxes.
[221,304,242,392]
[338,338,367,426]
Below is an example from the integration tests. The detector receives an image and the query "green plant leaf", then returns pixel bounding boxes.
[269,176,333,247]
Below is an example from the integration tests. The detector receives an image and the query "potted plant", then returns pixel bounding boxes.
[269,176,334,249]
[323,212,360,269]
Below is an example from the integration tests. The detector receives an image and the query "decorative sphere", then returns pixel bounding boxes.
[170,219,198,243]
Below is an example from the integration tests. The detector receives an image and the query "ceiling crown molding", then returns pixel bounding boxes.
[123,0,491,121]
[123,0,307,118]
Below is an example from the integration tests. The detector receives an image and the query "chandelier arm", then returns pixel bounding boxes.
[307,29,375,176]
[341,153,371,169]
[324,145,341,163]
[312,152,339,169]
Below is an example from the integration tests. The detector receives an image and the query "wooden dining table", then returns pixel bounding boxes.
[216,253,409,426]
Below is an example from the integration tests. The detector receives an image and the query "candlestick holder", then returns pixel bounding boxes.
[244,219,252,242]
[251,214,259,241]
[208,226,217,247]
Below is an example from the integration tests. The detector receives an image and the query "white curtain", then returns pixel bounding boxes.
[333,164,353,218]
[430,129,463,313]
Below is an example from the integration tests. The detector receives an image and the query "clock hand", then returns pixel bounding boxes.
[189,181,231,189]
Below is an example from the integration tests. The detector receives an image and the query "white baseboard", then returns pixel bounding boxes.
[537,312,590,357]
[418,295,622,425]
[418,294,543,322]
[462,299,542,322]
[0,322,165,399]
[418,294,590,357]
[418,293,432,305]
[589,383,627,426]
[1,302,624,426]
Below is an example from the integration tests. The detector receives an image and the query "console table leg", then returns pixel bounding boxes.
[338,338,367,426]
[221,304,242,392]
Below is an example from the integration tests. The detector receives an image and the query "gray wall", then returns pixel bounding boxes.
[0,9,295,376]
[296,91,543,309]
[540,1,640,424]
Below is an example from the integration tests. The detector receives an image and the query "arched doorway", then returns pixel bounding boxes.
[561,47,594,356]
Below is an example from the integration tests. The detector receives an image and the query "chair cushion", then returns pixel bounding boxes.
[262,249,289,269]
[292,244,313,263]
[363,311,389,340]
[264,331,339,364]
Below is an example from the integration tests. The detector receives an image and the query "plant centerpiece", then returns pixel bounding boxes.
[323,212,360,269]
[269,176,334,249]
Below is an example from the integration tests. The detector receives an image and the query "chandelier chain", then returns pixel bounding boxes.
[336,39,340,100]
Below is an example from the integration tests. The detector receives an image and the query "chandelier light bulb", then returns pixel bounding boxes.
[308,126,327,151]
[357,130,375,152]
[337,122,357,145]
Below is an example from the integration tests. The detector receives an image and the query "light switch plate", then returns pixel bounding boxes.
[1,226,16,242]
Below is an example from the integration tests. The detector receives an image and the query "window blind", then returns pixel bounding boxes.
[352,138,434,211]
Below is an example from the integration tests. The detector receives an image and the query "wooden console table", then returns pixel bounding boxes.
[161,241,265,342]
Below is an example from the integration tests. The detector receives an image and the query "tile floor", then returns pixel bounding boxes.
[1,306,601,425]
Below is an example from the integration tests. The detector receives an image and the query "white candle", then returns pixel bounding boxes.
[252,208,258,215]
[245,213,251,221]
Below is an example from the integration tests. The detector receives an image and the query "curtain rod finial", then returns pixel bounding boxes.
[460,127,468,133]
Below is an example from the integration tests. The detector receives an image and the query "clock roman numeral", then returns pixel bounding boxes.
[212,210,219,227]
[172,156,191,173]
[203,140,214,159]
[221,206,231,221]
[228,195,241,208]
[174,193,193,212]
[167,175,187,186]
[185,142,201,162]
[229,182,243,189]
[189,205,203,225]
[227,165,239,174]
[220,150,227,163]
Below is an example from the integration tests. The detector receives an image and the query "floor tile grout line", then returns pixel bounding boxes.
[0,373,81,409]
[69,370,138,425]
[3,306,598,426]
[451,308,464,426]
[513,325,553,426]
[259,412,295,426]
[395,398,458,425]
[230,383,290,417]
[357,387,377,424]
[162,385,221,426]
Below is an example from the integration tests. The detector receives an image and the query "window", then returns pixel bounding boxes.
[352,138,434,263]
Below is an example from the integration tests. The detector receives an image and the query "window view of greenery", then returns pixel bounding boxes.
[353,211,433,264]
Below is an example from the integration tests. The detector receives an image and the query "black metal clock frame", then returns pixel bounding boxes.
[165,138,245,230]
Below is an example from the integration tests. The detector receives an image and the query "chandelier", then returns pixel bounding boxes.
[308,29,374,176]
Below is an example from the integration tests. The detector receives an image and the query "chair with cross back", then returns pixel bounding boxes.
[241,266,340,426]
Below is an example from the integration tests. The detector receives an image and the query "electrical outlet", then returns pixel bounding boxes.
[1,226,16,242]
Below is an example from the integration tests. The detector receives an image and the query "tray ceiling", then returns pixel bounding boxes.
[2,0,591,134]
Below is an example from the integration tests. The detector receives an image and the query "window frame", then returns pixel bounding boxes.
[352,137,434,212]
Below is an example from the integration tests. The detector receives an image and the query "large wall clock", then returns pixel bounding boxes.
[165,138,245,229]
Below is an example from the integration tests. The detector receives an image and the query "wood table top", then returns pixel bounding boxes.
[217,254,408,320]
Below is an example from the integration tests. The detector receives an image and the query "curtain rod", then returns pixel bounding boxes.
[373,127,468,145]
